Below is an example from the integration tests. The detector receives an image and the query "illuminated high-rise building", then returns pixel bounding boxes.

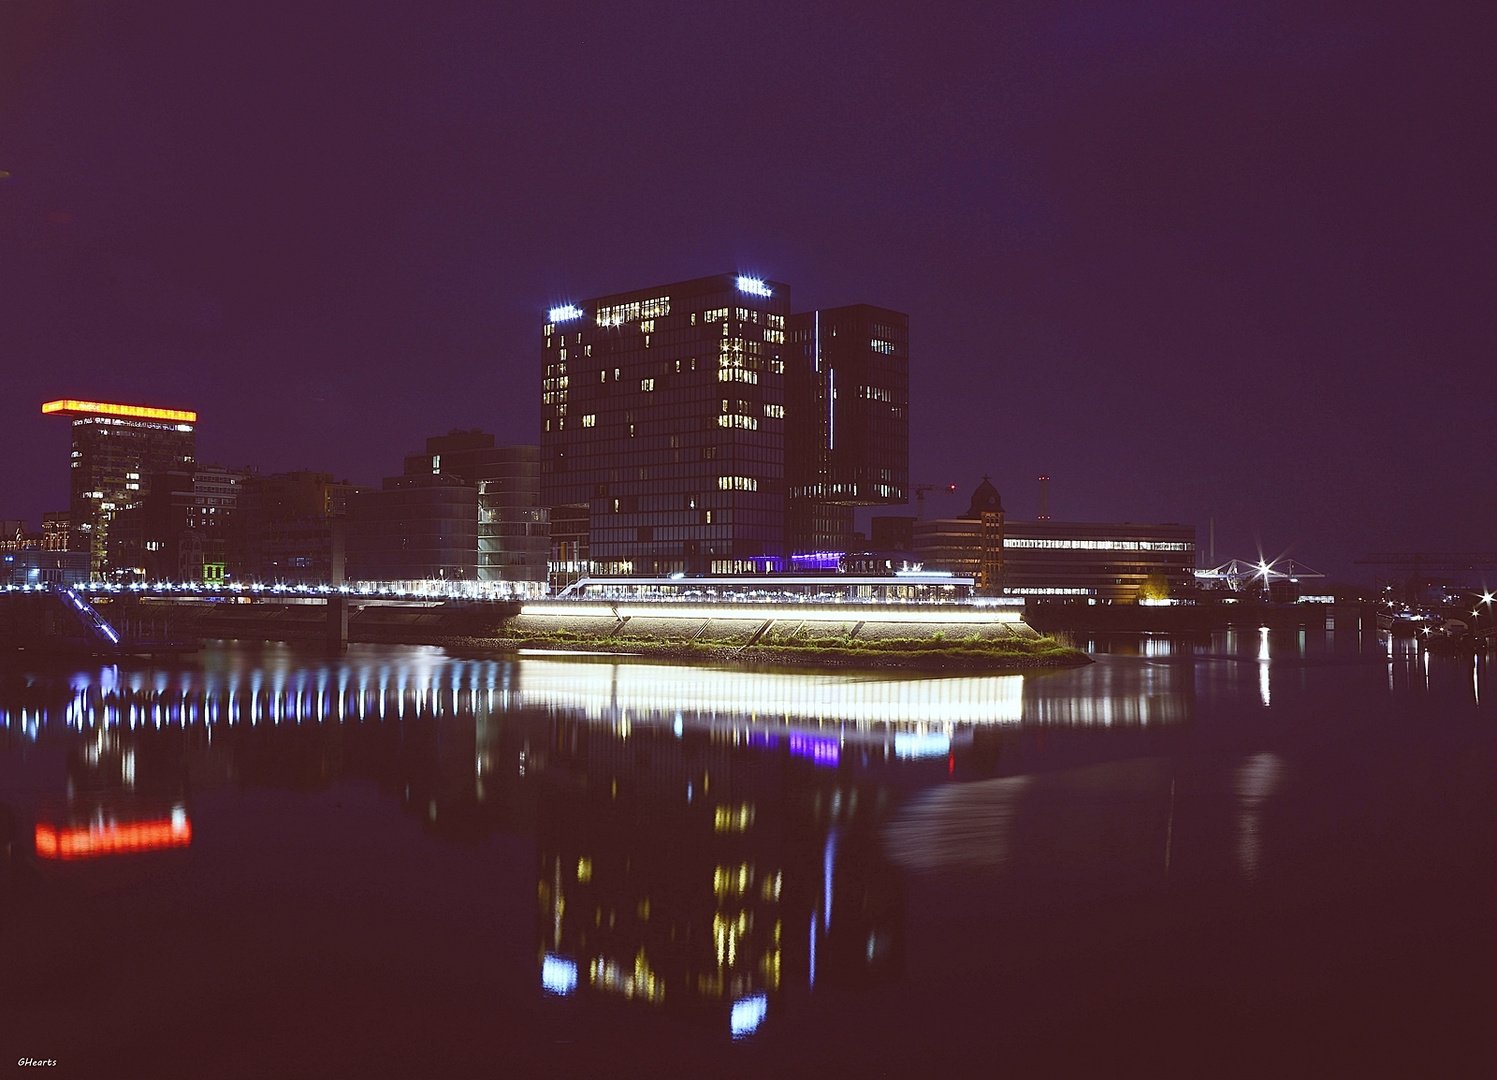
[42,399,197,577]
[539,276,910,575]
[540,273,790,575]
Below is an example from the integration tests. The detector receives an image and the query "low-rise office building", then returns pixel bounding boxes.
[915,479,1196,601]
[2,549,90,587]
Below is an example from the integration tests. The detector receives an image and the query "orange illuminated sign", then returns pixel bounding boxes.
[34,816,192,859]
[41,399,197,423]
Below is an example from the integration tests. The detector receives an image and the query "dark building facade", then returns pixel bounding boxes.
[43,399,198,577]
[346,474,478,582]
[403,432,548,583]
[548,503,591,586]
[238,470,363,584]
[870,515,916,552]
[107,465,246,582]
[786,305,909,553]
[539,274,790,575]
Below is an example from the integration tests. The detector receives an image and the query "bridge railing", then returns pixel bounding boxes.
[0,579,548,602]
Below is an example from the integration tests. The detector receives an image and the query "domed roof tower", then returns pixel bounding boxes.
[962,476,1004,519]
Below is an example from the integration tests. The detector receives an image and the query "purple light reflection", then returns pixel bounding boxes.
[789,733,840,767]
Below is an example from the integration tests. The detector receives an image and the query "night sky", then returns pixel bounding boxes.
[2,1,1493,580]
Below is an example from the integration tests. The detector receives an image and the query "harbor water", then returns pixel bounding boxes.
[2,630,1493,1076]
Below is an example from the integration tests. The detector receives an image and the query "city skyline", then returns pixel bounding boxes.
[3,3,1493,581]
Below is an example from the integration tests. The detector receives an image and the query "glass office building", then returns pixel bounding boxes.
[785,305,909,554]
[403,432,549,584]
[540,274,790,575]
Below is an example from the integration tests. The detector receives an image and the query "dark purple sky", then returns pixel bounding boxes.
[2,1,1493,579]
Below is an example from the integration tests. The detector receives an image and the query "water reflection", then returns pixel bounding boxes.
[535,705,906,1032]
[2,635,1492,1066]
[1234,752,1285,880]
[0,647,1207,1035]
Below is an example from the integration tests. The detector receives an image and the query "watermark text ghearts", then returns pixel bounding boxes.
[17,1060,58,1068]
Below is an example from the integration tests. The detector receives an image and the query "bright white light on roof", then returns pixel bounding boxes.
[730,994,768,1037]
[548,304,585,323]
[736,276,771,297]
[541,953,578,995]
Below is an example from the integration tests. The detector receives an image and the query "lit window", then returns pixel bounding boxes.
[596,296,670,327]
[582,414,596,427]
[763,403,784,418]
[641,378,654,392]
[717,475,757,492]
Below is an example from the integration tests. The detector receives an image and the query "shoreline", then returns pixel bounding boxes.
[448,635,1092,672]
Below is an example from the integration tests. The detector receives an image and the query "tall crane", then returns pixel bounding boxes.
[913,483,957,520]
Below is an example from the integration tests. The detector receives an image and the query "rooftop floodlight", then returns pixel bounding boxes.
[548,304,585,323]
[1483,592,1494,605]
[735,276,772,297]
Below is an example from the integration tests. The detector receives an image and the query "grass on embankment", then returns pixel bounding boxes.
[487,629,1089,671]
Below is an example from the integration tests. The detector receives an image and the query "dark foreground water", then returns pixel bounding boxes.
[2,630,1494,1078]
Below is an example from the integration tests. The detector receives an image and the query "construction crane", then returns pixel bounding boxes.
[913,483,957,520]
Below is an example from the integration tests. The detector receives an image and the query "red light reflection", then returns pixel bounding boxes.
[35,814,192,860]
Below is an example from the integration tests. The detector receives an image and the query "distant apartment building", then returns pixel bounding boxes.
[0,516,89,583]
[41,512,73,551]
[238,470,363,584]
[107,465,248,582]
[915,478,1196,601]
[42,399,197,577]
[538,273,909,575]
[402,432,548,583]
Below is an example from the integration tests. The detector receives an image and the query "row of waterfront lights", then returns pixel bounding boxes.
[547,276,774,325]
[43,580,540,599]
